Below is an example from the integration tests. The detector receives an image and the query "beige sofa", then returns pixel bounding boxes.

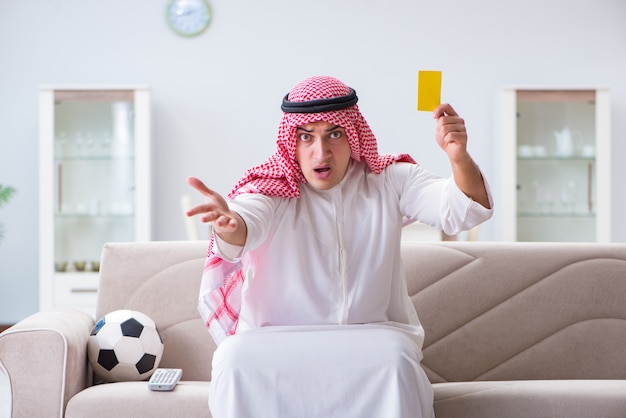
[2,240,626,417]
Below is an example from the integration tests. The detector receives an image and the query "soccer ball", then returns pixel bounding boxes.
[88,310,164,382]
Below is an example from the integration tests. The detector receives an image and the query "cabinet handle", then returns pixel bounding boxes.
[70,288,98,294]
[58,163,63,213]
[587,163,593,213]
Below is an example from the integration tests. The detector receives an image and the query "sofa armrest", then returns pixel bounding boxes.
[0,308,94,418]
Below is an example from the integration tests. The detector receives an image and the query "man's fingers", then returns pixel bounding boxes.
[187,202,229,222]
[186,203,204,217]
[439,123,466,135]
[443,131,467,144]
[433,103,458,119]
[437,115,464,128]
[186,176,217,198]
[213,214,238,230]
[186,176,236,229]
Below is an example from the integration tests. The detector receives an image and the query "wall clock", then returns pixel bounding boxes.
[166,0,212,37]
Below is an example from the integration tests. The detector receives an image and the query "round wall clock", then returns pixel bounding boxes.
[166,0,212,37]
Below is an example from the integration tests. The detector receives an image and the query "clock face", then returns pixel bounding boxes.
[166,0,212,37]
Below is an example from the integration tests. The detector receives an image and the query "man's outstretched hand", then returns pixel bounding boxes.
[186,176,247,245]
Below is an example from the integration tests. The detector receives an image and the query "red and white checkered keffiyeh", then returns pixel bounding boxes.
[198,76,416,344]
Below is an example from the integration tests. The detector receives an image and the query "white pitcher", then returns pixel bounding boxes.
[554,127,574,157]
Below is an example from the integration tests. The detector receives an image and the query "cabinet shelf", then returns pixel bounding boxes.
[54,271,100,277]
[55,213,135,219]
[517,156,595,162]
[55,156,134,162]
[517,212,595,218]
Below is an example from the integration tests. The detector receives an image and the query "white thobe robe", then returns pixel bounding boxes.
[209,160,493,417]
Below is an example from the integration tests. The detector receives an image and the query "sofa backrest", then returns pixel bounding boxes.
[97,241,214,381]
[403,241,626,383]
[97,240,626,383]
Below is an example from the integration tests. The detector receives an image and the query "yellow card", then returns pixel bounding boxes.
[417,70,442,111]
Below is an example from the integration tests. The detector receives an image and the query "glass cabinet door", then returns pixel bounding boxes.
[54,92,136,270]
[500,88,611,242]
[39,87,151,315]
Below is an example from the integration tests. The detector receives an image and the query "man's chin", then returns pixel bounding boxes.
[305,178,337,191]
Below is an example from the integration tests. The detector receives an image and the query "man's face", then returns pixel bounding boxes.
[295,121,352,190]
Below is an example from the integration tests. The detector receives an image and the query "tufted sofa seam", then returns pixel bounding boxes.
[419,256,626,351]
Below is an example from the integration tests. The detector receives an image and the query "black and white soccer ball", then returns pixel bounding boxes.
[87,310,164,382]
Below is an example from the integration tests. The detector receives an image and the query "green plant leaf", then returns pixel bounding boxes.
[0,184,16,243]
[0,184,16,208]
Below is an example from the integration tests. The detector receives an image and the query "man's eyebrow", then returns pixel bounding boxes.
[296,125,342,133]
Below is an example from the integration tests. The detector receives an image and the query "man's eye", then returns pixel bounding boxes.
[329,131,342,139]
[299,133,311,141]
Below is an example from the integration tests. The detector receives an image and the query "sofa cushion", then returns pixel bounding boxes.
[65,381,211,418]
[433,380,626,418]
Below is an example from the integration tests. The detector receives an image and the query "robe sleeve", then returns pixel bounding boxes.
[393,162,494,235]
[227,193,282,254]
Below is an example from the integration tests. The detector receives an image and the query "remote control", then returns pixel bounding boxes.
[148,368,182,391]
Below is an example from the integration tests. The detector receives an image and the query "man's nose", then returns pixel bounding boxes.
[312,139,330,159]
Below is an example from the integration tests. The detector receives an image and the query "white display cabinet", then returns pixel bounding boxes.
[39,86,152,316]
[499,87,611,242]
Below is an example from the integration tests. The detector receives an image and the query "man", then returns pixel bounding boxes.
[187,75,493,417]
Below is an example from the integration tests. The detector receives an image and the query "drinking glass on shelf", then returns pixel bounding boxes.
[532,181,544,213]
[517,183,530,213]
[74,131,84,158]
[86,131,95,157]
[560,181,578,214]
[534,181,555,214]
[100,131,112,157]
[55,131,67,159]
